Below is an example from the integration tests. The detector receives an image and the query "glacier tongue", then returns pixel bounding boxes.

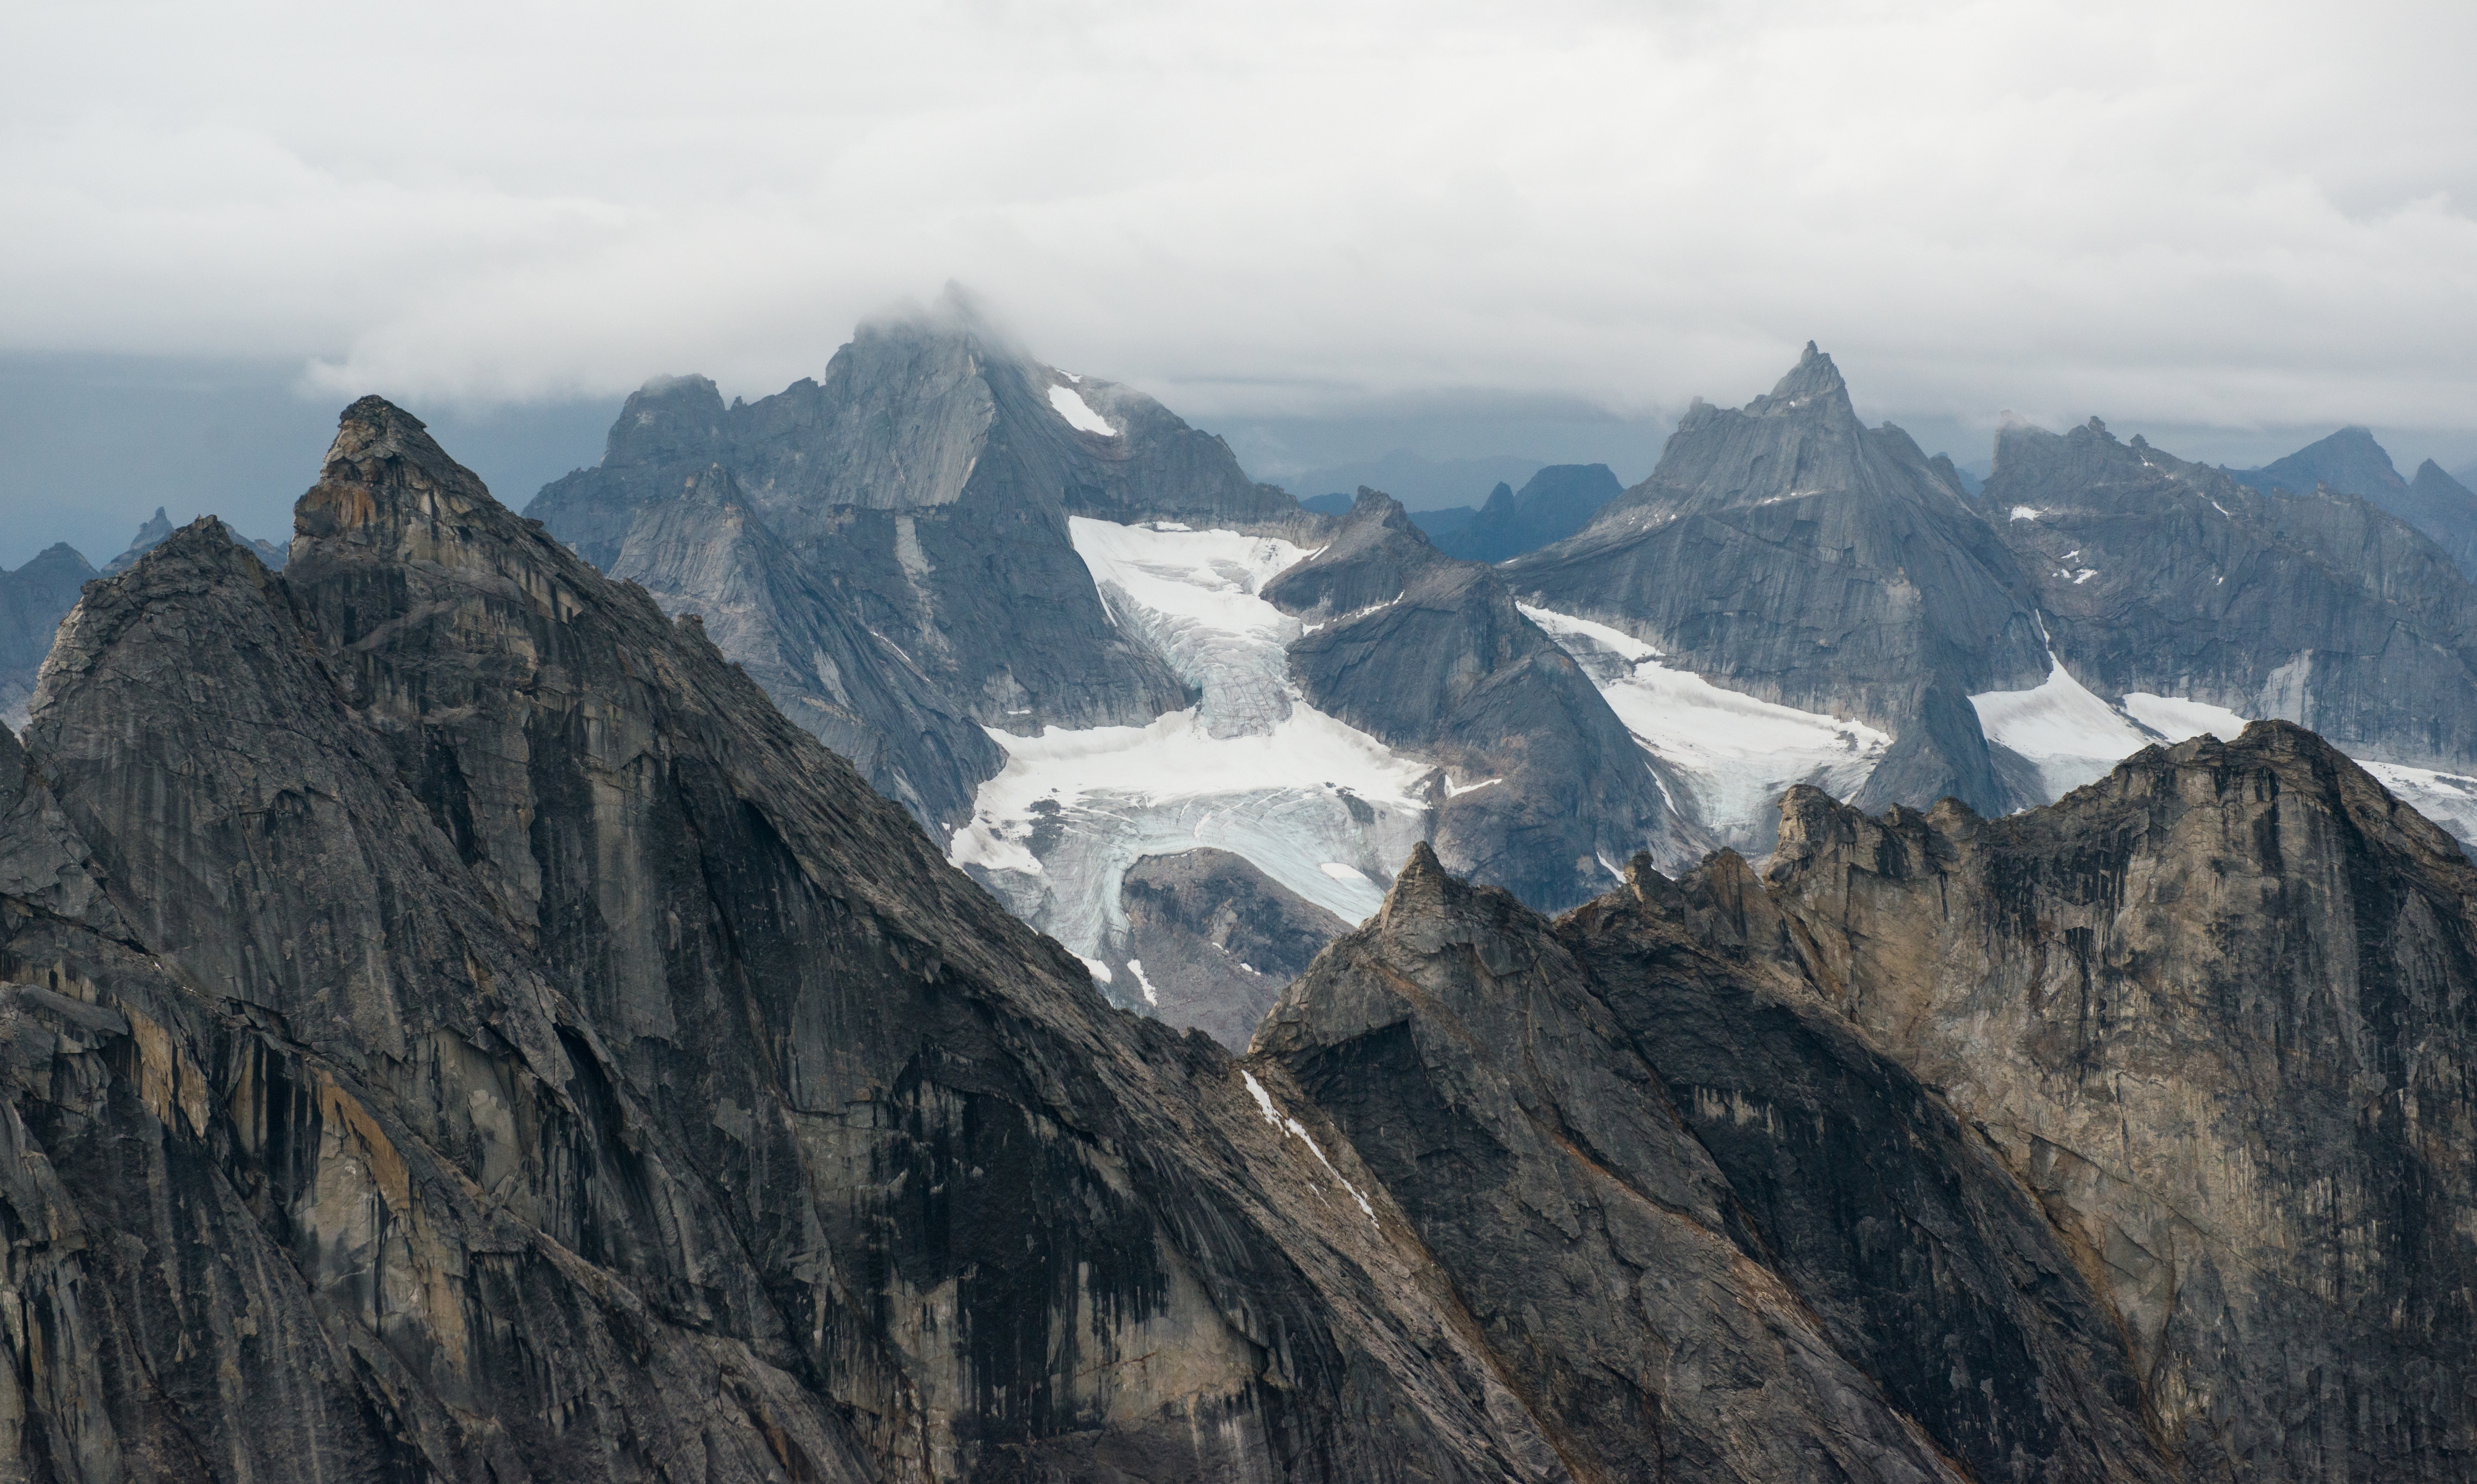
[949,519,1432,985]
[1519,603,1887,848]
[1969,646,2156,799]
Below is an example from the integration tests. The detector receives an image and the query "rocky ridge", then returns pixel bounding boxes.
[526,301,1706,1038]
[0,396,2471,1479]
[1503,342,2053,822]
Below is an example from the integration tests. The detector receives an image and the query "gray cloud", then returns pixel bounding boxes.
[5,0,2477,441]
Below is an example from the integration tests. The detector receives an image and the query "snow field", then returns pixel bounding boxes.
[950,519,1434,984]
[1519,603,1888,847]
[1969,648,2155,798]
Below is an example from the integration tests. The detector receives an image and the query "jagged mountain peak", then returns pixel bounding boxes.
[303,394,503,546]
[100,504,179,575]
[604,372,729,468]
[1749,338,1854,418]
[2232,422,2408,498]
[1380,838,1453,915]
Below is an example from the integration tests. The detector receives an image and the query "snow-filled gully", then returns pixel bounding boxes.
[949,520,1431,991]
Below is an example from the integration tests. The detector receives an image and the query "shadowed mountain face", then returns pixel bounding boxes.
[1989,420,2477,773]
[1113,848,1350,1051]
[2228,426,2477,581]
[0,543,94,727]
[1503,343,2051,819]
[1267,489,1704,906]
[2228,424,2404,501]
[6,397,2477,1480]
[0,400,1589,1484]
[2402,460,2477,578]
[1263,719,2477,1483]
[527,298,1287,829]
[1756,723,2477,1479]
[1431,463,1622,564]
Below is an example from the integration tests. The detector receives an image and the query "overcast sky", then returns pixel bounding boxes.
[6,0,2477,559]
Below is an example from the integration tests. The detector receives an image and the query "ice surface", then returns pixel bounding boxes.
[950,520,1434,983]
[1047,384,1118,437]
[2362,762,2477,848]
[1521,604,1888,847]
[1069,518,1306,737]
[1970,648,2154,798]
[2122,693,2250,742]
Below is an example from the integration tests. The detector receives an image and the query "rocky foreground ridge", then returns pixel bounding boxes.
[1,399,2472,1482]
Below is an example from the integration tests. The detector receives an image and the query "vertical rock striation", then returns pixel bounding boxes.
[1756,722,2477,1477]
[0,399,1573,1482]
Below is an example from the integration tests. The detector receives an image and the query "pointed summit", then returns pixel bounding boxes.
[299,395,497,546]
[1753,339,1852,416]
[102,505,179,575]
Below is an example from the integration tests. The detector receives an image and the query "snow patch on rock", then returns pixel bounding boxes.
[1048,384,1118,437]
[1970,647,2154,798]
[1241,1070,1376,1223]
[2122,693,2250,742]
[1520,603,1887,848]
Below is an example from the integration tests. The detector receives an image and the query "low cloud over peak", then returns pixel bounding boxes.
[5,0,2477,437]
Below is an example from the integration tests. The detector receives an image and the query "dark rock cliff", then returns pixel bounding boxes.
[0,400,1580,1482]
[1503,343,2051,818]
[1269,490,1705,905]
[527,294,1299,838]
[1115,849,1350,1051]
[1256,843,2171,1484]
[5,394,2474,1481]
[1756,721,2477,1478]
[601,460,1002,828]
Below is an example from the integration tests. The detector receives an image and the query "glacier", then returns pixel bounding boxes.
[1519,603,1888,848]
[948,519,1431,996]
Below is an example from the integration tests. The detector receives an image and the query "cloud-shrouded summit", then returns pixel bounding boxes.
[6,0,2477,436]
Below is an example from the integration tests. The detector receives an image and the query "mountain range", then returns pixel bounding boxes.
[503,311,2477,1051]
[3,393,2474,1481]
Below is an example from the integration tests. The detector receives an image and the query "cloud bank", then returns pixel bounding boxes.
[7,0,2477,434]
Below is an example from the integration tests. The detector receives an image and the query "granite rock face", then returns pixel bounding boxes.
[601,460,1002,829]
[2229,427,2477,581]
[1114,848,1351,1051]
[527,311,1708,1040]
[6,395,2475,1481]
[1257,843,2171,1484]
[1988,420,2477,773]
[1503,344,2052,818]
[1757,722,2477,1479]
[2401,459,2477,579]
[1270,490,1705,906]
[0,543,94,728]
[0,399,1586,1483]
